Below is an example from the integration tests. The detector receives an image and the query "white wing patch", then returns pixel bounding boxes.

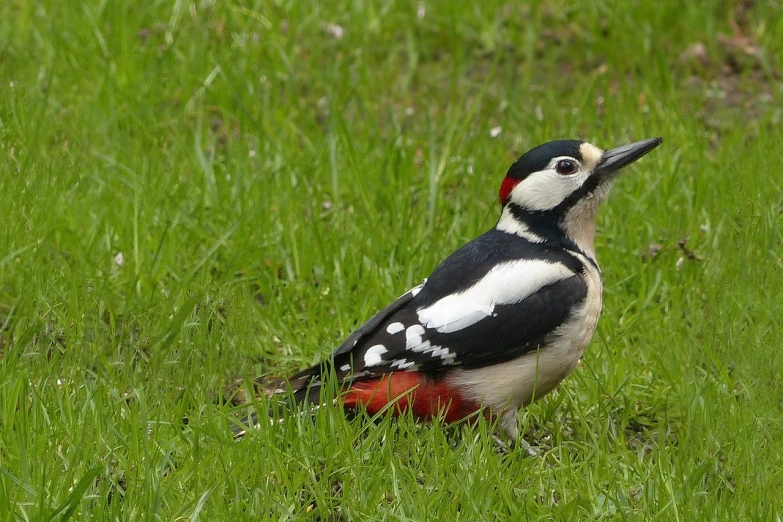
[416,259,574,333]
[364,344,388,366]
[417,302,494,334]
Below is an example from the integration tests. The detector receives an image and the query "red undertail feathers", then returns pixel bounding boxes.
[340,372,484,424]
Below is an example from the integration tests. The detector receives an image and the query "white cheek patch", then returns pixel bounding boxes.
[510,169,589,211]
[416,259,574,333]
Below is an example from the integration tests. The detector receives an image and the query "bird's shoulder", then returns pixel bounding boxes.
[417,228,586,303]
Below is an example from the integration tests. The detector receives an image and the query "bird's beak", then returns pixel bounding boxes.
[595,137,663,178]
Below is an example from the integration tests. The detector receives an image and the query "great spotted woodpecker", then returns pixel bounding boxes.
[240,137,662,440]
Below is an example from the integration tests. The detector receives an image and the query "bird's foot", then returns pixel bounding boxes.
[492,433,510,455]
[492,432,541,457]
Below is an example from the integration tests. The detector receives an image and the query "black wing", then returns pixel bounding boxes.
[315,229,590,382]
[330,273,587,377]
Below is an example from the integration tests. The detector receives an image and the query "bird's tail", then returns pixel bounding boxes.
[231,364,328,439]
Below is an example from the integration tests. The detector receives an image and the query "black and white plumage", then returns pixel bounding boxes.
[248,137,663,440]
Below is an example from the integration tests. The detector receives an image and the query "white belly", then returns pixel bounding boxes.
[447,266,603,411]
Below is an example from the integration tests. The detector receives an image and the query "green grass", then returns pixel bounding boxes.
[1,0,782,519]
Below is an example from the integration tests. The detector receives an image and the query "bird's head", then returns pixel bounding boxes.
[496,137,662,257]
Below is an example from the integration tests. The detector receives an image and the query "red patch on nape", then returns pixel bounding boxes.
[341,372,484,424]
[498,176,520,205]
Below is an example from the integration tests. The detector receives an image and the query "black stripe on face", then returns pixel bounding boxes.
[507,170,604,231]
[551,169,604,213]
[507,203,561,241]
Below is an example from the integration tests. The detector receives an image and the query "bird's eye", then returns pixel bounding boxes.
[555,159,578,175]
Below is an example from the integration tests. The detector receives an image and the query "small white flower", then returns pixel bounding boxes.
[675,257,684,270]
[326,23,344,40]
[114,252,124,266]
[490,126,502,138]
[417,3,426,18]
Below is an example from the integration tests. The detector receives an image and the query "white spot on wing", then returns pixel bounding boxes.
[432,346,454,361]
[417,259,574,333]
[340,364,351,372]
[405,325,425,349]
[409,341,457,364]
[391,358,418,370]
[386,322,404,334]
[410,284,424,297]
[364,344,388,367]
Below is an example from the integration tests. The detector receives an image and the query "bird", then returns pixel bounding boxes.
[237,137,663,442]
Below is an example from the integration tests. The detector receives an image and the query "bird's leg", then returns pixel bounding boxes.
[513,436,541,458]
[500,410,540,457]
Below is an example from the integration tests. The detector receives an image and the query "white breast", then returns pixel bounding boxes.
[447,262,603,412]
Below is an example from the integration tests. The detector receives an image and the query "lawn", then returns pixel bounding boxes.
[1,0,782,519]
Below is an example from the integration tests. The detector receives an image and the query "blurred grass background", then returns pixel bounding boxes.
[1,0,782,519]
